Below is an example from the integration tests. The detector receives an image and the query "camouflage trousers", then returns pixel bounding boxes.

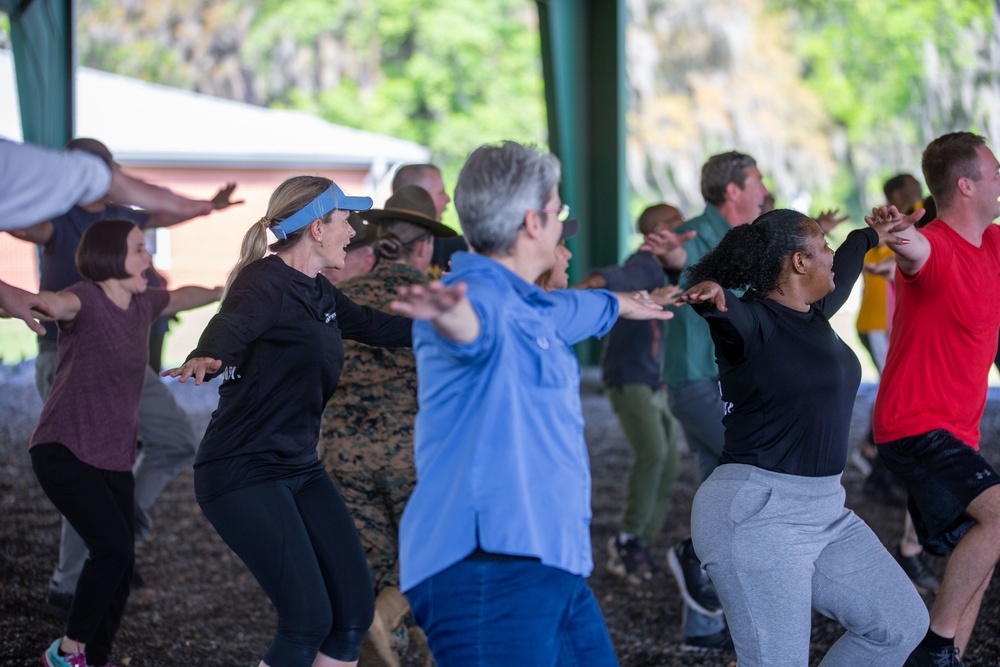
[330,465,416,593]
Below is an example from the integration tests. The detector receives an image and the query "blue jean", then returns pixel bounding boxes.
[407,556,618,666]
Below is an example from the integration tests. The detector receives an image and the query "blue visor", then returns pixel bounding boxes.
[270,183,374,240]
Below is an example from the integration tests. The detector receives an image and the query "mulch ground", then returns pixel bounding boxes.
[1,363,998,666]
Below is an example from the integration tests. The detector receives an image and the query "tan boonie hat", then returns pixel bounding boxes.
[362,185,458,238]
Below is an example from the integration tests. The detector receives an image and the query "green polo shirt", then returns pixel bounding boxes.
[662,204,734,387]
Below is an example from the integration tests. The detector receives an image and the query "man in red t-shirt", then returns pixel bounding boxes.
[873,132,1000,667]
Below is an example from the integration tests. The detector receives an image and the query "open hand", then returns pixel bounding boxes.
[640,228,697,256]
[162,357,222,385]
[816,209,849,233]
[676,280,727,311]
[864,205,923,246]
[391,281,468,321]
[211,183,244,211]
[615,291,673,321]
[649,284,683,306]
[0,281,53,336]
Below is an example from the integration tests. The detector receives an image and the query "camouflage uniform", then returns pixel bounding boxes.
[319,262,426,593]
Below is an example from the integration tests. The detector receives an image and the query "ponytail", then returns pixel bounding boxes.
[221,175,333,301]
[222,217,271,301]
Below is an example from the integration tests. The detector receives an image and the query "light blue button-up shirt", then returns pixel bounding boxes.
[399,252,620,592]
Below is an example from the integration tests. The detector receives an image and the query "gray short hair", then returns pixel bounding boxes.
[454,141,562,256]
[701,151,758,206]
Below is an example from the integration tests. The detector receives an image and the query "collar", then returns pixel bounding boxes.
[448,252,555,307]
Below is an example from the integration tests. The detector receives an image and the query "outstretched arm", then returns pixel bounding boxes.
[107,167,214,222]
[391,281,479,343]
[0,285,81,334]
[161,357,223,386]
[640,228,696,272]
[162,286,224,318]
[676,280,758,362]
[6,220,55,245]
[613,291,673,320]
[145,182,244,229]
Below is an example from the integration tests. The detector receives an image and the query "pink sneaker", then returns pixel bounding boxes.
[41,639,87,667]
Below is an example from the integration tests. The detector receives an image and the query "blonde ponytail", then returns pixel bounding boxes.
[220,176,333,301]
[221,219,271,301]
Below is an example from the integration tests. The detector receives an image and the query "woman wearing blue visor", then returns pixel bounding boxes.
[163,176,412,667]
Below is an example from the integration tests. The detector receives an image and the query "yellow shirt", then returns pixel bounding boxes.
[856,244,894,333]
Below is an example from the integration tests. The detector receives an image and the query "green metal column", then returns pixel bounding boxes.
[537,0,628,362]
[3,0,74,148]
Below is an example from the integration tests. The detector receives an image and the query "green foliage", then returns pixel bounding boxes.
[255,0,547,175]
[0,319,37,364]
[779,0,987,136]
[770,0,994,211]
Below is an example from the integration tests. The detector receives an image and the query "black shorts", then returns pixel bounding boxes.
[877,429,1000,556]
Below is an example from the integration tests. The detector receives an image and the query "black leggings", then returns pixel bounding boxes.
[30,443,134,667]
[199,468,374,665]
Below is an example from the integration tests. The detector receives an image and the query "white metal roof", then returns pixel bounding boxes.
[0,49,429,169]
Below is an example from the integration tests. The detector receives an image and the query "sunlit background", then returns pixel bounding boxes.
[1,0,997,384]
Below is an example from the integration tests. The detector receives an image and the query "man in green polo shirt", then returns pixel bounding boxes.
[663,151,770,652]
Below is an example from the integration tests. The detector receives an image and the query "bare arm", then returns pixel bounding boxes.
[864,205,928,276]
[162,286,224,318]
[6,220,54,245]
[0,285,81,334]
[390,281,479,343]
[145,182,244,229]
[574,273,607,289]
[613,291,674,320]
[107,168,214,222]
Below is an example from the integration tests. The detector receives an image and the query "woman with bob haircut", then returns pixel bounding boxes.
[163,175,412,667]
[13,218,220,667]
[679,207,929,666]
[390,141,671,666]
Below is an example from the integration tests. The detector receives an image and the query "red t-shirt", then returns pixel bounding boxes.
[873,220,1000,449]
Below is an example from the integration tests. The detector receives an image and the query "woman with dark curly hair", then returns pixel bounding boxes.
[680,208,929,666]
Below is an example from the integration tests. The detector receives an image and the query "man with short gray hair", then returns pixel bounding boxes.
[663,150,770,652]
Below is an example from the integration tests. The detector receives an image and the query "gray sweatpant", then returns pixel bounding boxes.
[37,349,199,596]
[691,464,928,667]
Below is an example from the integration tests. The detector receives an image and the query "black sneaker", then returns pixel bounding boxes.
[606,535,653,585]
[905,643,964,667]
[896,545,941,593]
[44,591,73,622]
[667,538,723,616]
[682,627,734,652]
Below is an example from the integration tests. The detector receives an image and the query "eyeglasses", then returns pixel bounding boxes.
[537,203,571,222]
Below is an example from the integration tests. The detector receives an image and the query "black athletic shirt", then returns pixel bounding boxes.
[693,227,878,477]
[191,254,412,501]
